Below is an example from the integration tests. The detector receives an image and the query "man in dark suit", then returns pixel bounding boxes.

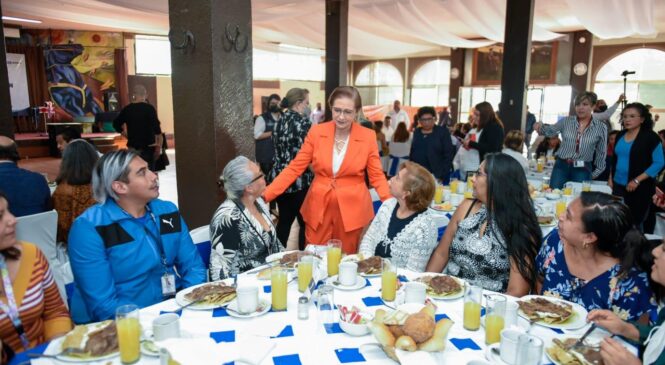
[409,106,454,184]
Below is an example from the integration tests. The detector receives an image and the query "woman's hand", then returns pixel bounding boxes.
[587,309,638,340]
[600,337,641,365]
[533,122,542,133]
[653,192,665,209]
[627,180,639,192]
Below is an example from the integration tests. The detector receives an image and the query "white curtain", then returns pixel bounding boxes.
[565,0,657,39]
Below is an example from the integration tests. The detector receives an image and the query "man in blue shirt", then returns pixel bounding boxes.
[68,149,206,323]
[0,136,51,217]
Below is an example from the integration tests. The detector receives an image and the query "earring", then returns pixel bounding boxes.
[582,241,590,249]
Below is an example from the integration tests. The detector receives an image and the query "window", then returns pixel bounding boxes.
[253,46,324,81]
[355,62,403,105]
[135,35,172,75]
[410,59,450,106]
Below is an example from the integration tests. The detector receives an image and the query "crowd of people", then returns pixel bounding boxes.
[2,85,665,365]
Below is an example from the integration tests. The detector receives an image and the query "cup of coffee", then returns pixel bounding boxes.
[499,328,523,365]
[404,282,427,304]
[152,313,180,341]
[338,262,358,286]
[236,286,259,314]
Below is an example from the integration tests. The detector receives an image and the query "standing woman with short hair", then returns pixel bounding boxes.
[264,86,390,254]
[610,102,664,229]
[269,88,312,250]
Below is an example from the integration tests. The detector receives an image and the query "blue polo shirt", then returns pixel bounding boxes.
[0,162,51,217]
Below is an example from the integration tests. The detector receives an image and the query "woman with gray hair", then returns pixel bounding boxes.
[209,156,283,280]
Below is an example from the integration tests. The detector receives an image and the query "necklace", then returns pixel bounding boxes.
[334,137,347,153]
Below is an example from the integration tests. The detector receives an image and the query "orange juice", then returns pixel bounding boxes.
[556,200,567,217]
[450,180,459,193]
[563,187,573,196]
[582,185,591,192]
[434,185,444,204]
[485,314,505,344]
[463,301,481,330]
[117,317,141,364]
[381,270,397,301]
[271,269,288,311]
[327,246,342,276]
[464,191,474,199]
[467,178,473,191]
[298,261,313,292]
[537,161,544,172]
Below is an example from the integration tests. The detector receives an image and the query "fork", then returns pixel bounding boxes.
[569,323,597,350]
[28,347,87,359]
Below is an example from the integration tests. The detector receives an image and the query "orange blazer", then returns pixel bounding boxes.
[264,121,391,232]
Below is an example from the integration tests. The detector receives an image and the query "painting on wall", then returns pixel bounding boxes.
[473,42,558,85]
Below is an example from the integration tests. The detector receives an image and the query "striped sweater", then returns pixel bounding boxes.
[0,242,72,354]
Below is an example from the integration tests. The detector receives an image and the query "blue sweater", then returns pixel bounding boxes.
[68,198,206,323]
[0,162,51,217]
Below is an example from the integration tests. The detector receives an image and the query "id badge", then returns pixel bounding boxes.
[574,160,585,168]
[161,273,176,297]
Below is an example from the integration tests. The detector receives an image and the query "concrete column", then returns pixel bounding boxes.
[0,0,14,138]
[324,0,348,121]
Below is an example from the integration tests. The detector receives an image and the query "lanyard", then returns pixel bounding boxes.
[0,256,31,350]
[145,209,169,273]
[575,119,590,156]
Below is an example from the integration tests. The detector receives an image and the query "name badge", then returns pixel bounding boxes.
[161,273,176,297]
[574,160,585,168]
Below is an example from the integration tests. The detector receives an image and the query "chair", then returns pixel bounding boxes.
[190,225,211,270]
[16,210,72,306]
[431,211,450,241]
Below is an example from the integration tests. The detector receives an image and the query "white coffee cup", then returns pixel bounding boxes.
[504,301,519,328]
[457,183,466,194]
[404,282,427,304]
[499,328,523,365]
[450,194,464,206]
[152,313,180,341]
[236,286,259,314]
[338,262,358,286]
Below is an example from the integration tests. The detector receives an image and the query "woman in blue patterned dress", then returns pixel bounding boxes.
[536,192,656,322]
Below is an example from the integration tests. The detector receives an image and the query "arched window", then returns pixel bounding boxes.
[355,62,403,106]
[594,49,665,119]
[411,59,450,106]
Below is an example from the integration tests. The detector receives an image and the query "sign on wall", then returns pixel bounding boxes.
[6,53,30,111]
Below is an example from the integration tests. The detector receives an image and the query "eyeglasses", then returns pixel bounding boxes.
[332,107,356,117]
[419,117,435,123]
[216,173,264,188]
[474,169,487,178]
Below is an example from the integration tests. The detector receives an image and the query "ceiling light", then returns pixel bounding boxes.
[2,16,42,24]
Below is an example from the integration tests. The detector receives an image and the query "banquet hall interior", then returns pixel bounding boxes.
[2,0,665,364]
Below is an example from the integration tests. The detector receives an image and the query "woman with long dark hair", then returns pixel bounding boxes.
[426,153,542,296]
[463,102,505,162]
[537,192,655,321]
[387,122,411,177]
[610,102,664,229]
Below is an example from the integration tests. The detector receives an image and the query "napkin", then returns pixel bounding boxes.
[160,336,276,365]
[395,349,438,365]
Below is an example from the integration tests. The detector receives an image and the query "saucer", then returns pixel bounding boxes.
[329,275,366,291]
[226,298,271,318]
[485,343,511,365]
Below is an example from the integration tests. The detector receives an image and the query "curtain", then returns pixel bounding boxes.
[114,48,130,108]
[7,45,48,132]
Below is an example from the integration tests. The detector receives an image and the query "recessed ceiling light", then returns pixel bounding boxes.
[2,16,42,24]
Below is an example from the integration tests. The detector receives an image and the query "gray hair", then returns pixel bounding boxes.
[92,149,139,203]
[133,84,147,98]
[219,156,254,200]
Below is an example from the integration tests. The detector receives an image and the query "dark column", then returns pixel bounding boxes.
[168,0,253,227]
[324,0,348,121]
[449,48,465,124]
[569,31,593,115]
[499,0,534,132]
[0,0,14,138]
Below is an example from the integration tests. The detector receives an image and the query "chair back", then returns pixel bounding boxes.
[190,225,211,270]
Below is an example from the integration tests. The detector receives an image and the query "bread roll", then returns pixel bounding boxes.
[367,321,395,347]
[418,318,454,352]
[395,335,417,352]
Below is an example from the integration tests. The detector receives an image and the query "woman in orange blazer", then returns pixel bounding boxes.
[264,86,390,253]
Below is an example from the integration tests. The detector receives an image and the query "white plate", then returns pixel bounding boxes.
[174,280,235,310]
[485,343,510,365]
[413,274,466,300]
[226,298,271,318]
[329,275,367,291]
[45,333,119,363]
[141,340,160,357]
[517,295,589,330]
[342,254,384,277]
[265,250,299,264]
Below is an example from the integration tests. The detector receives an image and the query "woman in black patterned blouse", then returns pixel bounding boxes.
[270,88,313,249]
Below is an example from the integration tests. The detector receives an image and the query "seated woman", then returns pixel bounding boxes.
[536,192,655,322]
[535,136,560,159]
[588,240,665,365]
[359,161,438,272]
[52,139,99,244]
[501,130,528,173]
[426,153,542,296]
[0,191,71,362]
[210,156,283,280]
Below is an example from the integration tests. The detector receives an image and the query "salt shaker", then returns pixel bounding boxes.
[298,296,309,320]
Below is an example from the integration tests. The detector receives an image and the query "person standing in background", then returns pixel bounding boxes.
[409,106,454,184]
[525,106,536,154]
[309,102,325,125]
[254,94,281,176]
[388,100,410,132]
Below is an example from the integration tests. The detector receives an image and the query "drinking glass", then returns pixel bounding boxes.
[466,173,475,190]
[316,285,335,333]
[381,259,397,302]
[298,255,314,293]
[271,266,288,311]
[582,180,592,192]
[515,334,544,365]
[116,304,141,364]
[450,178,459,195]
[542,177,550,191]
[536,158,544,172]
[463,285,482,331]
[555,199,567,218]
[563,182,573,196]
[327,239,342,277]
[484,294,506,344]
[434,184,444,204]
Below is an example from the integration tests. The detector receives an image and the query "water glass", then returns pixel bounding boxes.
[484,294,506,344]
[116,304,141,364]
[504,301,519,328]
[316,285,335,333]
[327,239,342,277]
[542,176,550,191]
[515,334,544,365]
[463,285,482,331]
[381,259,398,302]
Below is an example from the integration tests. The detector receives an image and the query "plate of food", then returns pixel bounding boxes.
[545,337,603,365]
[342,254,384,277]
[430,202,454,212]
[517,295,588,330]
[538,216,557,227]
[175,280,237,310]
[265,250,321,268]
[46,320,119,362]
[413,274,465,300]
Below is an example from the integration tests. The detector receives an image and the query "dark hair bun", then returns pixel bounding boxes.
[279,98,289,109]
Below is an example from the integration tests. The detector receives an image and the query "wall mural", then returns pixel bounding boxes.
[26,30,122,122]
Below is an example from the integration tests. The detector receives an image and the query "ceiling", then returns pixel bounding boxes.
[3,0,665,58]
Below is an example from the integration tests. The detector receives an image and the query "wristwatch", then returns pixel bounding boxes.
[633,178,640,185]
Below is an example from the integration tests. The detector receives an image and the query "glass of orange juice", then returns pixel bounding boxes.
[381,259,397,302]
[271,266,288,311]
[484,294,506,344]
[297,255,314,293]
[327,239,342,277]
[463,285,482,331]
[582,180,592,192]
[434,185,444,204]
[563,182,573,196]
[555,199,567,218]
[450,178,459,194]
[116,304,141,364]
